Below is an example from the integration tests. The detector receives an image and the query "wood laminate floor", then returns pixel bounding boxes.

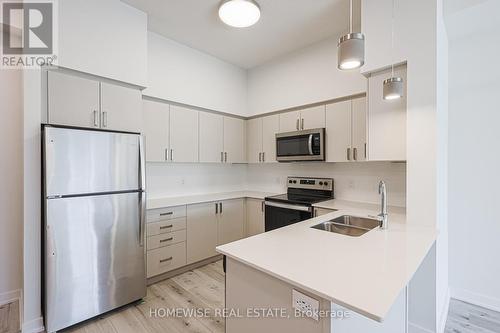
[445,299,500,333]
[63,261,225,333]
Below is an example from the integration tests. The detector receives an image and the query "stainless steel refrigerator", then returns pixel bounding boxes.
[42,125,146,333]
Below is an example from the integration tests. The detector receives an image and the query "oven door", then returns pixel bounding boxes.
[276,128,325,162]
[264,201,313,232]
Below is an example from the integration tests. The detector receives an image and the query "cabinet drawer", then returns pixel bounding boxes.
[147,229,186,251]
[147,217,186,237]
[147,242,186,278]
[147,205,186,222]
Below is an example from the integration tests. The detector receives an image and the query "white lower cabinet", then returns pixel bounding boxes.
[186,202,219,264]
[147,242,187,278]
[218,199,245,245]
[246,198,264,236]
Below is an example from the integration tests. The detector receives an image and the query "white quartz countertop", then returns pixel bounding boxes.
[216,200,437,322]
[147,191,276,209]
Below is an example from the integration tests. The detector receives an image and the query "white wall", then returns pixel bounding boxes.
[147,163,247,199]
[247,36,367,116]
[246,162,406,207]
[0,33,24,305]
[447,0,500,312]
[145,32,248,116]
[58,0,148,86]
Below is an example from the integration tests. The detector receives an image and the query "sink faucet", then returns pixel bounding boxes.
[378,181,388,229]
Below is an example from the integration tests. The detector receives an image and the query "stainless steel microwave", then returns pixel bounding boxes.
[276,128,325,162]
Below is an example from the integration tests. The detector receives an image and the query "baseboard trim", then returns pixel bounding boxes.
[451,287,500,313]
[147,255,223,285]
[409,321,435,333]
[438,288,451,333]
[22,317,44,333]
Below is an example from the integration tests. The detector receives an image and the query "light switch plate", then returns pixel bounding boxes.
[292,289,319,321]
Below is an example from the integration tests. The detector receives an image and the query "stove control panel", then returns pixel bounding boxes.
[287,177,333,191]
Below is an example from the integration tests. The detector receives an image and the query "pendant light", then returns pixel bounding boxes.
[218,0,261,28]
[383,0,404,100]
[338,0,365,70]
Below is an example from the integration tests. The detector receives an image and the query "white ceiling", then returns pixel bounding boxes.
[121,0,360,69]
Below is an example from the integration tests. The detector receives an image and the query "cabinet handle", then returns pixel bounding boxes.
[160,225,173,230]
[353,148,358,161]
[102,111,108,128]
[296,118,300,130]
[170,149,173,162]
[347,148,351,161]
[160,257,173,263]
[301,118,304,130]
[224,152,227,163]
[165,148,169,161]
[159,212,173,216]
[160,237,173,243]
[364,143,367,159]
[261,201,264,212]
[215,202,218,214]
[93,110,99,127]
[221,151,224,163]
[219,202,222,214]
[259,152,262,162]
[262,152,265,162]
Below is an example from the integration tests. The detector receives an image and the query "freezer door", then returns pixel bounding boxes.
[45,192,146,332]
[44,126,141,197]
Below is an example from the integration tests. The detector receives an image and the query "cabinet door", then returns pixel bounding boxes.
[246,118,262,163]
[300,105,326,130]
[245,198,264,237]
[326,100,352,162]
[218,199,245,245]
[368,66,407,161]
[143,100,169,162]
[169,105,199,163]
[262,115,280,163]
[199,112,223,163]
[351,97,367,161]
[186,202,218,264]
[48,71,99,128]
[224,116,246,163]
[100,82,142,133]
[279,111,301,132]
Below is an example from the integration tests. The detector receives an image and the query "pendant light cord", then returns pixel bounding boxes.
[349,0,353,33]
[391,0,395,77]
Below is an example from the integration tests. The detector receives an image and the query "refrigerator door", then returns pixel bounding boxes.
[44,126,141,197]
[45,192,146,333]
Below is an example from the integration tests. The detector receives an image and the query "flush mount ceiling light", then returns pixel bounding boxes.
[218,0,261,28]
[383,0,404,100]
[338,0,365,70]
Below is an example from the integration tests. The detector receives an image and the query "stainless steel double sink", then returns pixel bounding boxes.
[311,215,381,237]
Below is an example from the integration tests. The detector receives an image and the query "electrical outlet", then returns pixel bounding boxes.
[292,289,319,321]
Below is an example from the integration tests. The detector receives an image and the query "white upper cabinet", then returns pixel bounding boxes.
[48,71,100,129]
[326,97,367,162]
[326,100,352,162]
[368,66,407,161]
[246,118,263,164]
[48,71,142,133]
[223,117,246,163]
[100,82,142,133]
[352,97,367,161]
[169,105,199,163]
[143,99,169,162]
[199,112,224,163]
[279,111,301,132]
[300,105,326,130]
[218,199,245,246]
[262,115,279,163]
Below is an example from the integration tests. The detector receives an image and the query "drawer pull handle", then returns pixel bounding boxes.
[159,257,173,263]
[160,212,173,216]
[160,225,173,230]
[160,237,174,243]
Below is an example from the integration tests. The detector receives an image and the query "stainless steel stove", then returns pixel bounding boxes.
[264,177,334,231]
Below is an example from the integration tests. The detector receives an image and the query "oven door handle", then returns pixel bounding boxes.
[265,201,312,212]
[308,134,313,155]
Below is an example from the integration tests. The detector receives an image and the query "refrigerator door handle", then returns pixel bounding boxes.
[139,135,146,191]
[139,191,146,247]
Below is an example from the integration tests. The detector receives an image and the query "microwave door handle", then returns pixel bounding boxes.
[308,134,313,155]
